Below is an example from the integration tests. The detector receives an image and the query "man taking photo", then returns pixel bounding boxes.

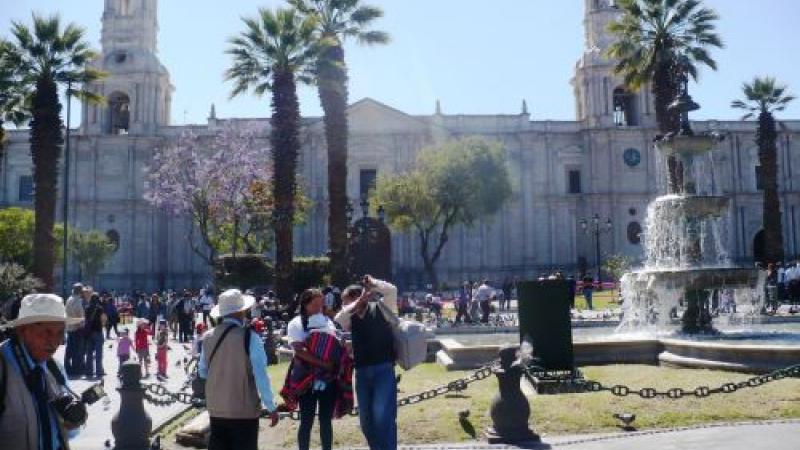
[336,275,398,450]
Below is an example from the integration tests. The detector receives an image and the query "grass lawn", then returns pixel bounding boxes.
[573,289,620,311]
[168,362,798,448]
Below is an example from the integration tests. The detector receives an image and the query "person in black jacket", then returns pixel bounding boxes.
[335,275,398,450]
[83,292,106,378]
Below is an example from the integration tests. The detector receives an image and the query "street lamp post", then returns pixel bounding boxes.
[580,214,613,278]
[61,79,73,296]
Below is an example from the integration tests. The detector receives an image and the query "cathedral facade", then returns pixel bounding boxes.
[2,0,799,291]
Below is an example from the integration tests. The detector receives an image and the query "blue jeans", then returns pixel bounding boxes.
[85,331,105,377]
[355,362,397,450]
[64,331,86,377]
[583,289,593,310]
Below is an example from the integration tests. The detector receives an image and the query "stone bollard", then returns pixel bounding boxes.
[112,361,153,450]
[484,345,540,445]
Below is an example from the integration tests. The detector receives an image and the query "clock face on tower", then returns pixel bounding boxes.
[623,148,641,167]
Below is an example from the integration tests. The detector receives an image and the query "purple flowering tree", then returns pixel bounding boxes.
[144,122,275,267]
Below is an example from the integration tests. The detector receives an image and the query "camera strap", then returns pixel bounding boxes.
[7,337,69,450]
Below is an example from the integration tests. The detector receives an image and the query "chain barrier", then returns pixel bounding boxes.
[525,363,800,400]
[275,362,497,421]
[142,361,497,421]
[142,383,198,407]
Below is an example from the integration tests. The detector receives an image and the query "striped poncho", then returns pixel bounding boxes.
[280,330,354,418]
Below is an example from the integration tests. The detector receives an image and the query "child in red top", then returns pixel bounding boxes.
[134,319,151,377]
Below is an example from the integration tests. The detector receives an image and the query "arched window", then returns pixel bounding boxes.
[106,229,121,252]
[613,87,639,126]
[108,92,131,135]
[120,0,131,16]
[627,222,642,245]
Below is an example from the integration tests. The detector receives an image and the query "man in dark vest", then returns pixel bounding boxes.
[336,275,398,450]
[198,289,279,450]
[0,293,86,450]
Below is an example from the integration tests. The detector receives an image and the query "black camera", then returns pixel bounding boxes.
[51,383,105,426]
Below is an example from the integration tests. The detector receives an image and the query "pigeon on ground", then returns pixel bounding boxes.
[458,409,476,439]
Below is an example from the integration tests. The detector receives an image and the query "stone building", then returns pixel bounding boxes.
[2,0,799,291]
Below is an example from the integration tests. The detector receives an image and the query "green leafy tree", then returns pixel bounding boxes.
[372,138,512,287]
[732,77,795,264]
[2,14,105,289]
[289,0,389,287]
[607,0,723,192]
[0,207,64,270]
[602,254,635,282]
[226,7,317,302]
[68,229,116,284]
[0,263,43,316]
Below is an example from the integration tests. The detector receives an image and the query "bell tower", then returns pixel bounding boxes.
[82,0,173,135]
[572,0,652,128]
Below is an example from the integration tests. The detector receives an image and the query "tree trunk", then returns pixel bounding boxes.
[270,69,301,303]
[0,121,6,158]
[317,41,351,288]
[417,229,439,289]
[652,61,682,193]
[758,111,784,264]
[30,76,63,290]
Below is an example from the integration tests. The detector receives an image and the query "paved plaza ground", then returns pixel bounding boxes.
[53,323,193,450]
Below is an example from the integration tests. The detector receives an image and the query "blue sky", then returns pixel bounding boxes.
[3,1,800,125]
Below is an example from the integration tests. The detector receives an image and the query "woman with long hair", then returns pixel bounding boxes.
[283,289,341,450]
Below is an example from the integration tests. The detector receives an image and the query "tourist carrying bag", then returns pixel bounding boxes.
[392,319,428,370]
[375,301,427,370]
[191,324,238,399]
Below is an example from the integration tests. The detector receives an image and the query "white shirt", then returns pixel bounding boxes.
[475,283,493,302]
[64,295,85,332]
[199,294,214,311]
[286,314,337,344]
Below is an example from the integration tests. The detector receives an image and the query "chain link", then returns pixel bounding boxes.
[526,363,800,400]
[142,383,197,406]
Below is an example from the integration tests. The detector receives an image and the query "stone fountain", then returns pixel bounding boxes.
[619,65,764,335]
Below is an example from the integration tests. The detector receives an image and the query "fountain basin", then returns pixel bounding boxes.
[435,334,800,373]
[656,133,721,157]
[659,338,800,372]
[625,267,762,292]
[652,195,731,219]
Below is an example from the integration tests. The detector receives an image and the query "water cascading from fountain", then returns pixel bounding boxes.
[618,58,765,334]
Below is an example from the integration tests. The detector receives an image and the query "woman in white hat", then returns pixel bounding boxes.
[0,293,85,450]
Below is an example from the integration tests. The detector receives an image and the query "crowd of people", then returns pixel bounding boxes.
[0,274,405,450]
[766,261,800,311]
[3,263,797,450]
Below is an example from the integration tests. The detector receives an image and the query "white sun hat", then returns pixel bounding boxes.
[8,293,83,328]
[211,289,255,319]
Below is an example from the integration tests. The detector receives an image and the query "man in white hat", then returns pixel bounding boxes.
[198,289,279,450]
[0,293,85,450]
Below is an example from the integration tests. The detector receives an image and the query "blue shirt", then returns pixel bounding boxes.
[1,342,75,450]
[197,318,276,412]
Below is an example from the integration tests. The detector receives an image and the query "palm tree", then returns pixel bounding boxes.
[607,0,723,192]
[289,0,389,286]
[226,8,317,303]
[0,42,30,160]
[733,77,795,264]
[3,14,104,290]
